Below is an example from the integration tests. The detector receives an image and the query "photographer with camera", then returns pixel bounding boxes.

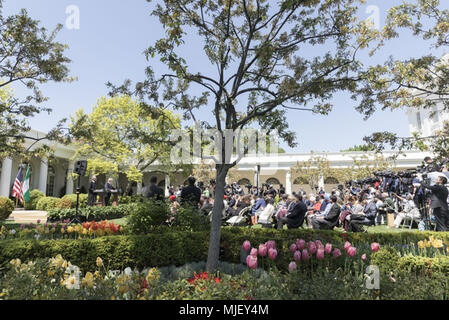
[420,175,449,231]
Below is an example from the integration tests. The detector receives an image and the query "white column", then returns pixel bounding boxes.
[285,170,292,195]
[318,175,325,190]
[66,161,75,195]
[38,158,48,194]
[165,175,170,197]
[0,158,13,197]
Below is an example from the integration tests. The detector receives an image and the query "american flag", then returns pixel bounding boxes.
[11,167,23,202]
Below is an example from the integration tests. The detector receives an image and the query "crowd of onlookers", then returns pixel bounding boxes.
[132,170,449,232]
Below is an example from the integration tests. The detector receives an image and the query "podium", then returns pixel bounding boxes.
[94,189,119,207]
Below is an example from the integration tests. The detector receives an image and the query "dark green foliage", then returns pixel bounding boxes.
[47,203,138,222]
[0,196,14,220]
[24,190,45,210]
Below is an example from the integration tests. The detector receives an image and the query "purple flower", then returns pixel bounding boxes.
[29,223,34,228]
[250,248,258,257]
[315,240,324,249]
[307,242,317,255]
[302,249,310,261]
[266,240,276,250]
[325,243,332,254]
[258,244,268,257]
[268,248,278,260]
[347,247,357,257]
[37,220,41,224]
[51,224,56,228]
[289,244,297,254]
[316,248,325,260]
[20,224,25,230]
[246,255,258,270]
[288,262,297,272]
[293,250,301,262]
[242,240,251,252]
[332,248,342,258]
[296,239,306,250]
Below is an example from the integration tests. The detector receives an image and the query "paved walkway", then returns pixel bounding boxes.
[7,210,48,224]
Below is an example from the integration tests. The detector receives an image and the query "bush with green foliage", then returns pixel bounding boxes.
[47,203,138,222]
[0,197,14,220]
[59,194,88,208]
[126,201,170,234]
[36,197,61,211]
[24,190,45,210]
[172,205,210,232]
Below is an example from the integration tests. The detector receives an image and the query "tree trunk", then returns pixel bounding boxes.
[206,164,229,272]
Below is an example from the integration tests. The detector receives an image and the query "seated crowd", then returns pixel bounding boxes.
[141,175,440,233]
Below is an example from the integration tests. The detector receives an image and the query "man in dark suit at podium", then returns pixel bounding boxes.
[88,176,97,206]
[104,178,117,206]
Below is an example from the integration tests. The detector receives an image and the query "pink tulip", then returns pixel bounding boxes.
[268,248,278,260]
[242,241,251,252]
[307,242,317,255]
[347,246,357,257]
[344,241,352,251]
[316,248,325,260]
[293,250,301,262]
[325,243,332,254]
[361,254,367,261]
[266,240,276,250]
[315,240,324,249]
[258,244,268,257]
[332,248,342,258]
[302,249,310,261]
[371,242,380,253]
[289,244,297,253]
[288,262,297,272]
[250,248,258,257]
[296,239,306,250]
[246,255,258,269]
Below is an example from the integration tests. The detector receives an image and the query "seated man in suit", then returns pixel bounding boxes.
[104,178,117,206]
[276,194,307,230]
[348,197,378,232]
[311,195,341,230]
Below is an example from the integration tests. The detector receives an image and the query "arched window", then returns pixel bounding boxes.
[266,178,280,185]
[324,177,339,185]
[237,178,250,186]
[46,166,56,196]
[293,177,308,185]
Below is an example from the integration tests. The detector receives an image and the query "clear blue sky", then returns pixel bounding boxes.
[4,0,449,153]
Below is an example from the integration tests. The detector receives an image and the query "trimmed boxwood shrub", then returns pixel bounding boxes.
[47,203,139,222]
[24,190,45,210]
[4,228,449,273]
[36,197,60,211]
[59,194,88,208]
[0,197,14,220]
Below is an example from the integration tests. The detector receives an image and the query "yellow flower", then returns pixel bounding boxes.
[82,228,88,235]
[94,271,101,278]
[47,270,56,277]
[10,258,21,267]
[67,226,74,233]
[60,228,66,234]
[146,268,160,284]
[432,239,444,249]
[82,272,95,288]
[49,255,65,268]
[96,257,103,268]
[417,241,425,249]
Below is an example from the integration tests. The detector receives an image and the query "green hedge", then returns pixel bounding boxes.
[4,227,449,272]
[36,197,61,211]
[24,190,45,210]
[47,203,139,222]
[0,197,14,220]
[59,194,88,208]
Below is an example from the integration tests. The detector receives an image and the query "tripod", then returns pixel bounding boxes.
[70,175,82,225]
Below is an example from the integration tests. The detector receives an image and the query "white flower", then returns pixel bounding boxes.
[124,267,132,276]
[64,265,81,290]
[34,234,41,240]
[9,229,16,235]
